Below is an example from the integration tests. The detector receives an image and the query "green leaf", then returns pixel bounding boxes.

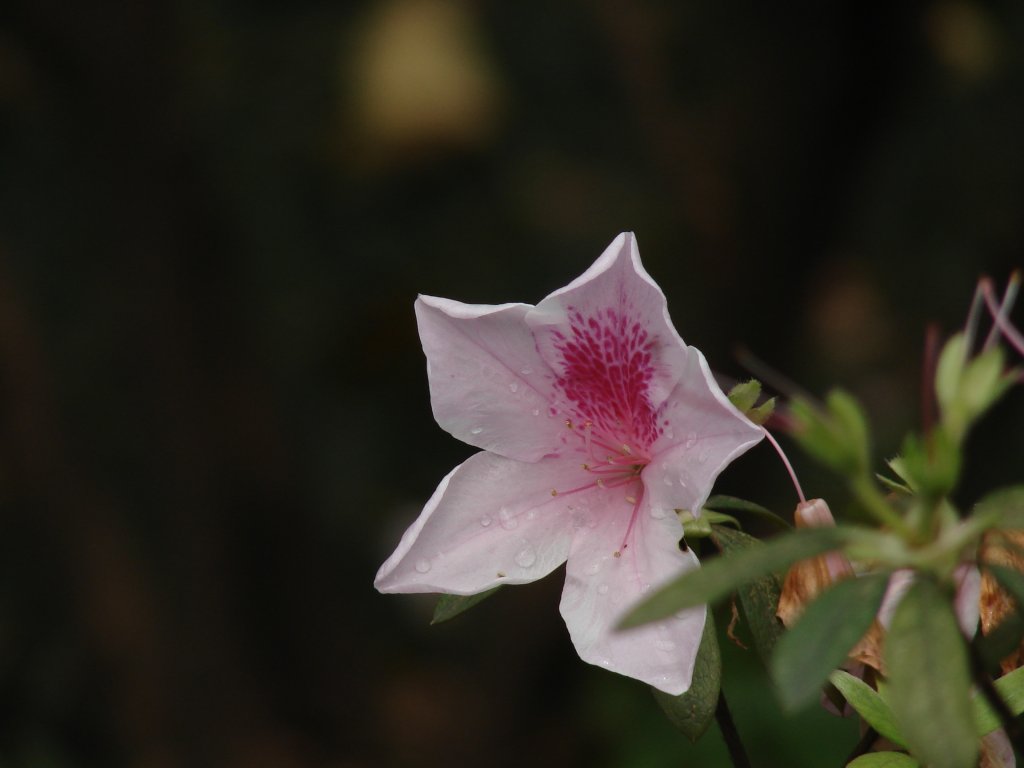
[772,573,890,711]
[747,396,776,426]
[935,333,968,414]
[972,663,1024,736]
[989,563,1024,608]
[620,527,850,629]
[431,587,501,625]
[892,429,960,500]
[885,579,978,768]
[976,608,1024,670]
[975,486,1024,529]
[728,379,762,413]
[710,525,784,663]
[652,613,721,741]
[829,670,906,746]
[789,391,871,477]
[827,389,871,474]
[846,753,919,768]
[704,495,791,529]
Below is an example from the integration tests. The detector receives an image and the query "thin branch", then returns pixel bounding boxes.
[716,691,752,768]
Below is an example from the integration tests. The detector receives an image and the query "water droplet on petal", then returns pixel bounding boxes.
[662,476,673,486]
[649,507,666,519]
[498,507,518,530]
[640,582,651,593]
[597,583,610,595]
[655,638,676,653]
[509,382,519,393]
[525,509,537,521]
[685,432,697,448]
[520,367,533,375]
[514,546,537,568]
[584,561,601,576]
[532,408,540,417]
[470,427,483,435]
[480,516,492,528]
[415,559,431,574]
[698,447,710,464]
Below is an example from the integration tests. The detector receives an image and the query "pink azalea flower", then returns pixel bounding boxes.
[374,233,763,694]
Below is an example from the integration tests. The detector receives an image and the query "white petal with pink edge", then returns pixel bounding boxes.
[374,451,582,595]
[416,296,565,463]
[559,491,706,695]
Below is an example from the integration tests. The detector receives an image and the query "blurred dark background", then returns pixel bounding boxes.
[0,1,1023,766]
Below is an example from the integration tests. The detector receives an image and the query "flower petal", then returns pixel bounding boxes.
[416,296,566,462]
[643,347,764,515]
[374,451,581,595]
[525,233,690,447]
[559,491,706,694]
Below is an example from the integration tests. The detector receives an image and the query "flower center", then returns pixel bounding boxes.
[552,419,650,557]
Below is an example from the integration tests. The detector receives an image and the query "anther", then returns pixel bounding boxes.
[550,489,558,496]
[565,419,574,429]
[613,550,622,558]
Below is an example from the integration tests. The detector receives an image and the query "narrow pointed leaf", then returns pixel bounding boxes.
[885,579,977,768]
[772,572,890,710]
[704,495,791,529]
[972,664,1024,736]
[829,670,906,746]
[620,527,849,629]
[710,525,783,662]
[846,753,919,768]
[431,587,501,624]
[652,613,721,741]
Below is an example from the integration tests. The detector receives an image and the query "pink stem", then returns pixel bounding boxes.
[762,427,807,504]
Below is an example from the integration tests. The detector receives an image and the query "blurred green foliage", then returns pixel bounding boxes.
[0,0,1022,766]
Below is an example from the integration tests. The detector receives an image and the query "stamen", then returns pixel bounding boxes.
[981,274,1024,359]
[617,483,646,556]
[983,273,1020,350]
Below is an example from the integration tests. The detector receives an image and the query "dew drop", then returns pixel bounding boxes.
[665,430,674,440]
[685,432,697,448]
[480,516,493,528]
[698,447,710,464]
[414,559,431,574]
[470,427,483,435]
[584,561,601,576]
[662,475,673,486]
[655,638,677,653]
[597,583,610,595]
[509,382,519,393]
[514,546,537,568]
[525,509,537,521]
[532,408,540,416]
[498,507,518,530]
[640,582,652,593]
[649,507,666,519]
[520,367,533,375]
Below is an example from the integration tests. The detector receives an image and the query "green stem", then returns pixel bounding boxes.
[715,692,752,768]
